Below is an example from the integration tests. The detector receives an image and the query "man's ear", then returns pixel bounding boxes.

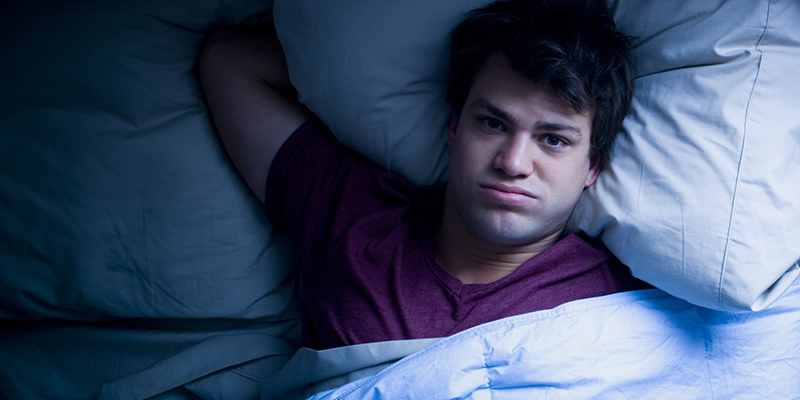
[447,114,459,146]
[584,155,603,189]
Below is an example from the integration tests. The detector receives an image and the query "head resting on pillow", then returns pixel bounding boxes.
[446,0,635,166]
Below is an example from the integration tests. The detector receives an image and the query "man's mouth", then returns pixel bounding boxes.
[479,183,536,205]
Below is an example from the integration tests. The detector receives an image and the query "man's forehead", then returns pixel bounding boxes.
[476,55,583,103]
[466,52,593,118]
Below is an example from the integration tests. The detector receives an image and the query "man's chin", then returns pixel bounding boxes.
[473,223,558,248]
[454,204,563,248]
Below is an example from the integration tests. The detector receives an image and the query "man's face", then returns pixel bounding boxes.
[445,53,601,247]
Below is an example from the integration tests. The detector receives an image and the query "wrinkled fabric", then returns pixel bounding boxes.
[309,277,800,399]
[0,318,300,400]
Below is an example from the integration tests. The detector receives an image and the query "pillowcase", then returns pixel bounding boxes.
[0,0,298,320]
[568,0,800,311]
[274,0,800,311]
[276,1,490,186]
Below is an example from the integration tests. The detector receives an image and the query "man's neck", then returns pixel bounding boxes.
[434,205,561,285]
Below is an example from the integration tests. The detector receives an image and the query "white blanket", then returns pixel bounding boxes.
[270,278,800,399]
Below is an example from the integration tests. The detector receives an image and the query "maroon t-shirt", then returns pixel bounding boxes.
[266,120,644,350]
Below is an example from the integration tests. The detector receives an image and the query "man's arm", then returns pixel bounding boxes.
[199,23,311,203]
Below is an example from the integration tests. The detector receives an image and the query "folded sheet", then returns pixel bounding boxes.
[262,338,440,399]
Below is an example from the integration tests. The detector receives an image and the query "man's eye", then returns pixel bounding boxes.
[481,118,503,131]
[545,136,563,146]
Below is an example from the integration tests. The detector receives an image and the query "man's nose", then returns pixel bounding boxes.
[492,134,534,177]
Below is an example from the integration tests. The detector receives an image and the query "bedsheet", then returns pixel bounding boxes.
[3,0,799,399]
[261,338,440,399]
[268,277,800,399]
[0,318,300,400]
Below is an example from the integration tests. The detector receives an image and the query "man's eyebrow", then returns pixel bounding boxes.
[533,121,584,139]
[470,98,584,138]
[470,99,519,126]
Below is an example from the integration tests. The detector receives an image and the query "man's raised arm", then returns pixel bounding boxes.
[198,23,311,203]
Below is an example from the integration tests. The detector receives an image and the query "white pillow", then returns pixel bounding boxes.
[275,1,490,186]
[273,0,800,311]
[568,0,800,311]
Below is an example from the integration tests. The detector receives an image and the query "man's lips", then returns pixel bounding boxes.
[479,183,536,205]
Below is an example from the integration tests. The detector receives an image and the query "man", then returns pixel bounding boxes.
[199,0,642,350]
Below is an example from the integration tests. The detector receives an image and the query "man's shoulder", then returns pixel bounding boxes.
[266,116,445,241]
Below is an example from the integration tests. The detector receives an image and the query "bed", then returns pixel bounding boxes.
[1,0,798,399]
